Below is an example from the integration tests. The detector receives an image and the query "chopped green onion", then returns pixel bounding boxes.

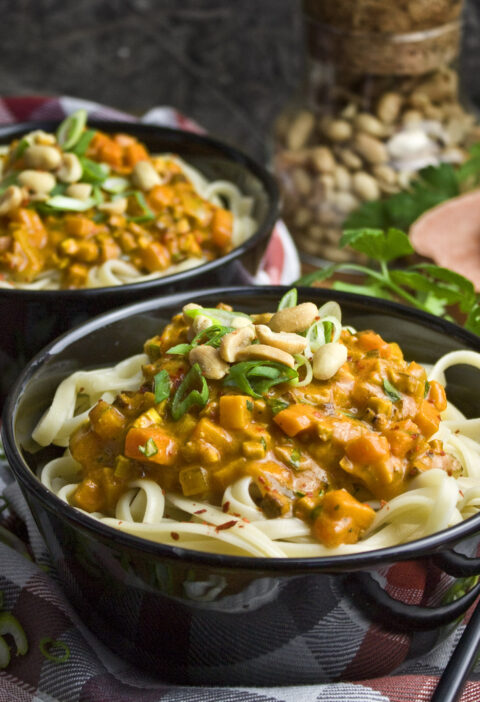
[129,191,155,222]
[138,437,158,458]
[191,324,234,348]
[424,380,430,398]
[166,343,192,355]
[44,195,95,212]
[56,109,87,150]
[224,361,298,399]
[277,288,297,310]
[103,176,129,194]
[184,307,251,327]
[70,128,95,156]
[0,172,19,195]
[80,156,110,184]
[292,354,313,387]
[154,370,171,403]
[383,378,402,402]
[171,363,209,420]
[12,137,30,161]
[0,612,28,659]
[39,637,70,663]
[304,315,342,358]
[289,448,301,470]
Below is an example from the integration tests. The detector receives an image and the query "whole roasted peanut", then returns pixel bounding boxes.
[354,113,384,138]
[57,153,82,183]
[293,207,312,228]
[352,172,380,201]
[330,191,359,214]
[338,148,362,170]
[189,346,229,380]
[373,164,397,185]
[269,302,318,334]
[376,92,403,124]
[408,91,431,111]
[182,303,202,322]
[353,133,388,165]
[187,314,212,341]
[66,183,92,200]
[255,324,307,354]
[333,165,352,191]
[24,144,62,170]
[250,312,273,324]
[219,325,256,362]
[0,185,23,214]
[286,110,315,151]
[310,146,336,173]
[231,316,254,329]
[132,160,161,191]
[26,130,56,146]
[322,119,353,142]
[236,344,295,368]
[99,197,128,214]
[312,342,348,380]
[402,109,423,124]
[291,168,312,197]
[18,170,56,194]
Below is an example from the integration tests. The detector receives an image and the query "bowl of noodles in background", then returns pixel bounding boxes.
[3,285,480,685]
[0,115,278,405]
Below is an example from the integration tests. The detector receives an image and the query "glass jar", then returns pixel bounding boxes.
[273,0,480,263]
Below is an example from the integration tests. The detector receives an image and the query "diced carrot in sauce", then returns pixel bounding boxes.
[312,489,375,548]
[219,395,251,429]
[65,215,96,238]
[124,426,178,465]
[357,331,391,358]
[89,399,126,441]
[427,380,447,412]
[139,241,171,272]
[346,433,390,464]
[415,400,441,439]
[211,208,233,249]
[274,404,316,436]
[124,141,149,167]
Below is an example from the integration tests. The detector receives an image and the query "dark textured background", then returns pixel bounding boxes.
[1,0,479,160]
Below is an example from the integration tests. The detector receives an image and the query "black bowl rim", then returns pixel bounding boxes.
[4,284,480,573]
[0,120,279,298]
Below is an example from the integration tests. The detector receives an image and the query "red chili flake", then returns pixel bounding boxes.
[215,520,237,532]
[242,517,250,523]
[380,500,387,508]
[171,532,180,540]
[222,501,230,513]
[460,490,464,497]
[440,451,445,456]
[194,509,207,515]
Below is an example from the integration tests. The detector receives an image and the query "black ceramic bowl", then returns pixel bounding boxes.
[0,120,279,405]
[4,286,480,685]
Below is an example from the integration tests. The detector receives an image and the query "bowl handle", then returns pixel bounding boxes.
[432,550,480,577]
[345,572,480,632]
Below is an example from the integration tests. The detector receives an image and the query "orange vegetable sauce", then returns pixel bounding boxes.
[0,131,234,288]
[68,309,456,549]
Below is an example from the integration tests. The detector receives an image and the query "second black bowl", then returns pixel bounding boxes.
[0,120,279,405]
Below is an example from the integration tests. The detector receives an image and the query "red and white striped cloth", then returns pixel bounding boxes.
[0,96,479,702]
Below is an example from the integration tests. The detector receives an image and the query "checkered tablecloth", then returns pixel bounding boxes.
[0,96,479,702]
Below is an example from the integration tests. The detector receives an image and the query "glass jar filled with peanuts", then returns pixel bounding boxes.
[274,0,480,263]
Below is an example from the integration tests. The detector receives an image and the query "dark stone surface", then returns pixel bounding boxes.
[0,0,479,160]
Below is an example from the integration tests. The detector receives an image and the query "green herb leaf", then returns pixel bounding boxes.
[224,361,298,398]
[341,228,414,263]
[295,264,339,287]
[171,363,209,420]
[277,288,298,310]
[267,397,290,414]
[383,378,402,402]
[129,191,155,222]
[12,137,30,161]
[0,171,19,195]
[138,437,158,457]
[332,279,393,299]
[56,109,88,150]
[424,380,430,398]
[191,324,234,348]
[154,370,171,403]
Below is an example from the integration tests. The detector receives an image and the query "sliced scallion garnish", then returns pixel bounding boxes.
[184,307,250,327]
[277,288,297,311]
[171,363,209,420]
[56,109,87,150]
[383,378,402,402]
[79,157,110,184]
[70,128,95,156]
[154,369,171,403]
[223,360,298,399]
[45,195,95,212]
[102,176,129,194]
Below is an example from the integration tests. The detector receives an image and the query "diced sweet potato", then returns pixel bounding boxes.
[219,395,252,429]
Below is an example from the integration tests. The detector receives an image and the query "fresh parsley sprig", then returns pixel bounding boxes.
[296,227,480,336]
